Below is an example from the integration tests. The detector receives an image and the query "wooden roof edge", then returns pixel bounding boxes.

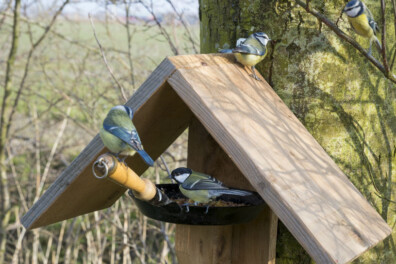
[21,57,178,230]
[21,134,104,229]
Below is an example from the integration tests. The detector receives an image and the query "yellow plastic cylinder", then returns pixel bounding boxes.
[95,154,157,201]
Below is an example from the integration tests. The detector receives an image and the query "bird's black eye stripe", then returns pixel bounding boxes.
[124,106,134,119]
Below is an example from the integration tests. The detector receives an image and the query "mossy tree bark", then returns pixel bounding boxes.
[199,0,395,263]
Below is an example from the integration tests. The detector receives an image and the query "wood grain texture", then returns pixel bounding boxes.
[22,58,193,229]
[187,116,253,190]
[167,54,391,264]
[175,224,233,264]
[175,116,277,264]
[231,204,278,264]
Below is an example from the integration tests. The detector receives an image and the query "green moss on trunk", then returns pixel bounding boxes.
[200,0,395,263]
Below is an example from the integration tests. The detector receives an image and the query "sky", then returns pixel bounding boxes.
[24,0,199,19]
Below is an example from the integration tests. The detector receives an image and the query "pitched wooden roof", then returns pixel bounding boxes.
[22,54,391,264]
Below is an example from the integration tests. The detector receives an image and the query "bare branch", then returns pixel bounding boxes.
[1,0,21,153]
[89,13,128,103]
[5,0,71,140]
[166,0,198,53]
[123,0,136,88]
[379,0,389,71]
[0,0,20,218]
[6,145,28,212]
[391,0,396,71]
[138,0,179,55]
[295,0,396,83]
[35,106,71,200]
[0,0,12,31]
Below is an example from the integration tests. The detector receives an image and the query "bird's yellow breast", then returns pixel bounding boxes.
[347,13,374,38]
[180,188,211,203]
[234,53,266,67]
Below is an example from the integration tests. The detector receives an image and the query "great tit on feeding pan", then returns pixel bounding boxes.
[171,167,252,213]
[343,0,381,55]
[220,32,271,81]
[100,105,154,166]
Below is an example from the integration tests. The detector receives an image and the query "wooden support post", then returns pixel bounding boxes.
[175,117,278,263]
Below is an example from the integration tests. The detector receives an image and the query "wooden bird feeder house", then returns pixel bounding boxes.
[22,54,391,264]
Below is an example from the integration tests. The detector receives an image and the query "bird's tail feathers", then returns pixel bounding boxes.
[215,189,252,196]
[218,49,233,53]
[137,150,154,166]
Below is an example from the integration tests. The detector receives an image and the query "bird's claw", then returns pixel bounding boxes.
[182,203,190,213]
[250,74,262,81]
[115,153,128,166]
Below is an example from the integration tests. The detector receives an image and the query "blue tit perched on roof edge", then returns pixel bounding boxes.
[100,105,154,166]
[343,0,381,55]
[171,167,253,212]
[220,32,271,81]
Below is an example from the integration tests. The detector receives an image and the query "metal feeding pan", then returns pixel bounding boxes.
[128,184,266,225]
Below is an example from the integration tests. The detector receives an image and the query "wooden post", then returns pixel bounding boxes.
[175,117,278,263]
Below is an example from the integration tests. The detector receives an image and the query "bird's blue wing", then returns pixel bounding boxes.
[365,5,379,33]
[103,124,154,166]
[232,44,265,56]
[104,124,134,147]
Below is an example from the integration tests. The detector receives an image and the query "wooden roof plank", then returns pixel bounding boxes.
[166,56,391,264]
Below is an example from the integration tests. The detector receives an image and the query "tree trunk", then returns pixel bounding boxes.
[0,1,21,263]
[199,0,395,263]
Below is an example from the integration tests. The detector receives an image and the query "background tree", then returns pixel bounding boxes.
[199,0,395,263]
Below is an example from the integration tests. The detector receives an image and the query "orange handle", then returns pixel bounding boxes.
[108,162,156,201]
[93,154,157,201]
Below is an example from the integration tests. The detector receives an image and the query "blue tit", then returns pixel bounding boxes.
[171,167,252,212]
[343,0,381,55]
[100,105,154,166]
[220,32,270,81]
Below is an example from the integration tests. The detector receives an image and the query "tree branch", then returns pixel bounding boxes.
[1,0,20,152]
[0,0,20,217]
[5,0,70,140]
[295,0,396,83]
[89,13,128,103]
[391,0,396,71]
[138,0,179,55]
[379,0,389,72]
[166,0,198,53]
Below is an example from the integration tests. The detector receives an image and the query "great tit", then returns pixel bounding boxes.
[220,32,271,81]
[343,0,381,55]
[100,105,154,166]
[171,167,252,212]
